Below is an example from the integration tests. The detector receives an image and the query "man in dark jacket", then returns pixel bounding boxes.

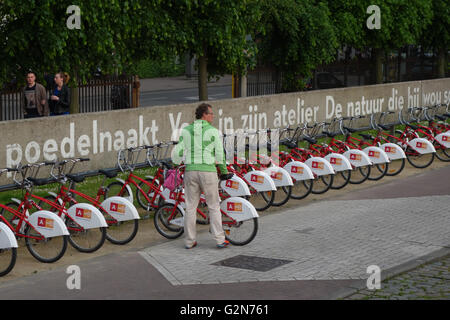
[22,72,49,118]
[49,72,71,115]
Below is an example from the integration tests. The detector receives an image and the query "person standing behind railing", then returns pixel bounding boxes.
[49,72,71,116]
[22,71,49,118]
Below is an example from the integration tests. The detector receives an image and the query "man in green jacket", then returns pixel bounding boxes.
[173,103,231,249]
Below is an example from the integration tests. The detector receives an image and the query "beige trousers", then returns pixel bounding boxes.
[184,171,225,246]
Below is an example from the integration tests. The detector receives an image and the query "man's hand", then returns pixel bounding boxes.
[220,173,234,181]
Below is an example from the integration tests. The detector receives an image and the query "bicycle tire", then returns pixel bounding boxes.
[0,247,17,277]
[330,170,351,190]
[405,147,435,168]
[154,203,184,239]
[104,218,139,245]
[136,177,161,210]
[25,226,68,263]
[67,222,107,253]
[248,189,274,211]
[271,186,292,207]
[223,217,258,246]
[367,163,388,181]
[349,165,371,184]
[385,158,405,176]
[0,202,21,227]
[290,179,313,200]
[433,141,450,162]
[105,181,132,201]
[311,174,334,194]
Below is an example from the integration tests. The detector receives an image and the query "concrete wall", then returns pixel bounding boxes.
[0,78,449,183]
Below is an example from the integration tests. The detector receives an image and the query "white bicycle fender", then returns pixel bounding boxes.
[115,178,134,203]
[324,153,353,172]
[409,138,436,154]
[221,175,251,197]
[380,143,407,160]
[263,166,294,187]
[47,192,64,206]
[434,132,450,148]
[343,149,373,167]
[221,197,259,222]
[10,198,21,205]
[160,188,186,209]
[100,196,140,222]
[305,157,335,176]
[28,211,70,238]
[0,222,18,249]
[363,146,390,164]
[66,203,108,229]
[283,161,315,181]
[168,205,186,227]
[243,171,277,192]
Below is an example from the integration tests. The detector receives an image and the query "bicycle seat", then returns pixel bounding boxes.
[378,124,391,131]
[27,177,56,186]
[280,139,297,149]
[360,133,374,140]
[303,136,317,144]
[99,168,119,178]
[160,160,173,169]
[66,173,87,183]
[343,126,358,133]
[324,131,338,138]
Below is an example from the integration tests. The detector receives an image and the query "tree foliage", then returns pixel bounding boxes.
[256,0,339,91]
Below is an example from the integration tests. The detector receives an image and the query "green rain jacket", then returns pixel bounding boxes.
[173,119,228,174]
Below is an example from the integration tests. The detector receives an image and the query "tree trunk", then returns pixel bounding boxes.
[198,46,208,101]
[437,47,446,78]
[373,48,384,84]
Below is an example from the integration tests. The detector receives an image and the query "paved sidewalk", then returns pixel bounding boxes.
[0,165,448,300]
[139,195,450,286]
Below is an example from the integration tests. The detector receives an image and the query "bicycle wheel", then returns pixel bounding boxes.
[270,186,292,207]
[367,163,388,181]
[0,202,21,227]
[248,188,274,211]
[154,203,184,239]
[433,141,450,162]
[136,177,162,210]
[223,217,258,246]
[0,247,17,277]
[105,181,132,201]
[104,216,139,245]
[405,147,435,168]
[66,219,107,253]
[385,158,405,176]
[290,179,313,200]
[25,226,68,263]
[311,174,334,194]
[196,199,210,225]
[330,170,351,190]
[349,165,371,184]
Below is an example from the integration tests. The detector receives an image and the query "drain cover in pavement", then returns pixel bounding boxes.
[212,255,293,272]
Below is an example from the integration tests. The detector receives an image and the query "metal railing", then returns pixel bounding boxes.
[0,75,134,121]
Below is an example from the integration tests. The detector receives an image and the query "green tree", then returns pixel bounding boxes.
[0,1,175,88]
[256,0,339,92]
[421,0,449,78]
[165,0,262,101]
[325,0,433,84]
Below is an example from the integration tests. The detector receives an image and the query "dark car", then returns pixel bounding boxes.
[305,72,346,90]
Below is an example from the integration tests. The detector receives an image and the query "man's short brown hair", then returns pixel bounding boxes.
[195,103,212,119]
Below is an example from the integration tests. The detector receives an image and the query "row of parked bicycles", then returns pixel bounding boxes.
[0,104,449,277]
